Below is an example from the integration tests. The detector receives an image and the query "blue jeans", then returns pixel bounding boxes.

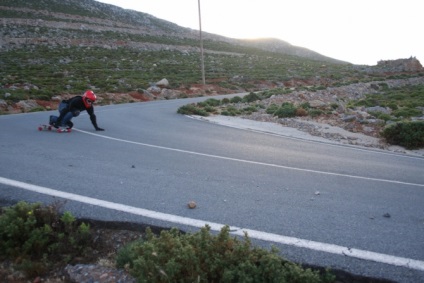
[50,102,79,127]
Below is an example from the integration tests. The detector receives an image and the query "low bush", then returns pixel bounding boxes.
[241,105,259,114]
[381,121,424,149]
[230,96,243,103]
[375,113,393,122]
[266,103,279,114]
[0,201,92,278]
[392,107,422,118]
[221,105,241,116]
[221,98,231,104]
[202,98,221,107]
[116,225,335,283]
[242,92,261,103]
[177,104,209,116]
[296,107,308,116]
[274,103,297,118]
[299,102,311,109]
[309,109,323,117]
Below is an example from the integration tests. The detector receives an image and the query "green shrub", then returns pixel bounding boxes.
[309,109,323,117]
[221,98,231,104]
[241,105,259,114]
[229,96,243,103]
[116,225,335,283]
[381,121,424,149]
[274,103,297,118]
[203,105,217,113]
[266,103,279,114]
[392,107,422,118]
[374,112,392,122]
[0,201,92,278]
[242,92,261,103]
[177,104,209,116]
[354,98,378,107]
[299,102,311,109]
[203,98,221,107]
[221,105,240,116]
[386,102,398,110]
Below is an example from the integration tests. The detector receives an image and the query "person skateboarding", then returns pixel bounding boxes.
[49,90,105,131]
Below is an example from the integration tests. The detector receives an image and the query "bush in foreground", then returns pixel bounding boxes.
[381,121,424,149]
[0,201,92,278]
[117,225,335,283]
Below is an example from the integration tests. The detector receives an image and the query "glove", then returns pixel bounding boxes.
[95,127,105,131]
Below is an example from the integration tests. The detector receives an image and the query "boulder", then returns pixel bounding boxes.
[156,78,169,87]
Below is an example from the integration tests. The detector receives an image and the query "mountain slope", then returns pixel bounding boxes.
[0,0,344,63]
[1,0,422,114]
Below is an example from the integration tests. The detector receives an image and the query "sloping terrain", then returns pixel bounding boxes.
[2,0,415,112]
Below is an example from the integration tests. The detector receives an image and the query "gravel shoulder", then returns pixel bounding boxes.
[196,115,424,157]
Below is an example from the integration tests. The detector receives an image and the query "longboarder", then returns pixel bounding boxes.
[48,90,105,131]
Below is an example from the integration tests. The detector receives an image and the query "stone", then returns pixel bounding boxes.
[341,115,356,122]
[309,100,327,108]
[156,78,169,87]
[365,106,391,114]
[187,201,196,209]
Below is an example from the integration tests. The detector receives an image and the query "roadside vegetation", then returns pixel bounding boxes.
[0,201,336,282]
[177,84,424,149]
[0,201,93,278]
[0,44,369,102]
[350,84,424,149]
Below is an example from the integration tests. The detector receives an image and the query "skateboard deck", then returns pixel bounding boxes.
[38,124,71,133]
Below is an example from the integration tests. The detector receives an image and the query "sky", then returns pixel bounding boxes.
[95,0,423,66]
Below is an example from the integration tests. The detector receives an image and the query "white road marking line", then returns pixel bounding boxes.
[74,129,424,188]
[1,176,424,272]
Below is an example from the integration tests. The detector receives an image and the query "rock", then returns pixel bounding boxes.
[160,88,182,100]
[156,78,169,87]
[341,115,356,122]
[147,85,161,93]
[16,100,39,111]
[365,106,391,114]
[377,57,423,72]
[187,201,196,209]
[0,99,8,109]
[309,100,327,108]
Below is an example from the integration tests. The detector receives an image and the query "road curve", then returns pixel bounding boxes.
[1,96,423,282]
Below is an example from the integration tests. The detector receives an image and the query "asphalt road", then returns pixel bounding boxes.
[1,95,423,282]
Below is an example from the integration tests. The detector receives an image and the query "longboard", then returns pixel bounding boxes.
[38,124,71,133]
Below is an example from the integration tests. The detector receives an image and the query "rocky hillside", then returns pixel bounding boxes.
[0,0,340,62]
[0,0,423,116]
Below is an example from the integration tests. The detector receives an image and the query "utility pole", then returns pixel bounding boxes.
[198,0,206,85]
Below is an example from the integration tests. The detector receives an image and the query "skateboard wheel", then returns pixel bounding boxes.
[38,126,42,131]
[48,126,52,130]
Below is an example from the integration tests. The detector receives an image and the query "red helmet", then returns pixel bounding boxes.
[83,90,96,108]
